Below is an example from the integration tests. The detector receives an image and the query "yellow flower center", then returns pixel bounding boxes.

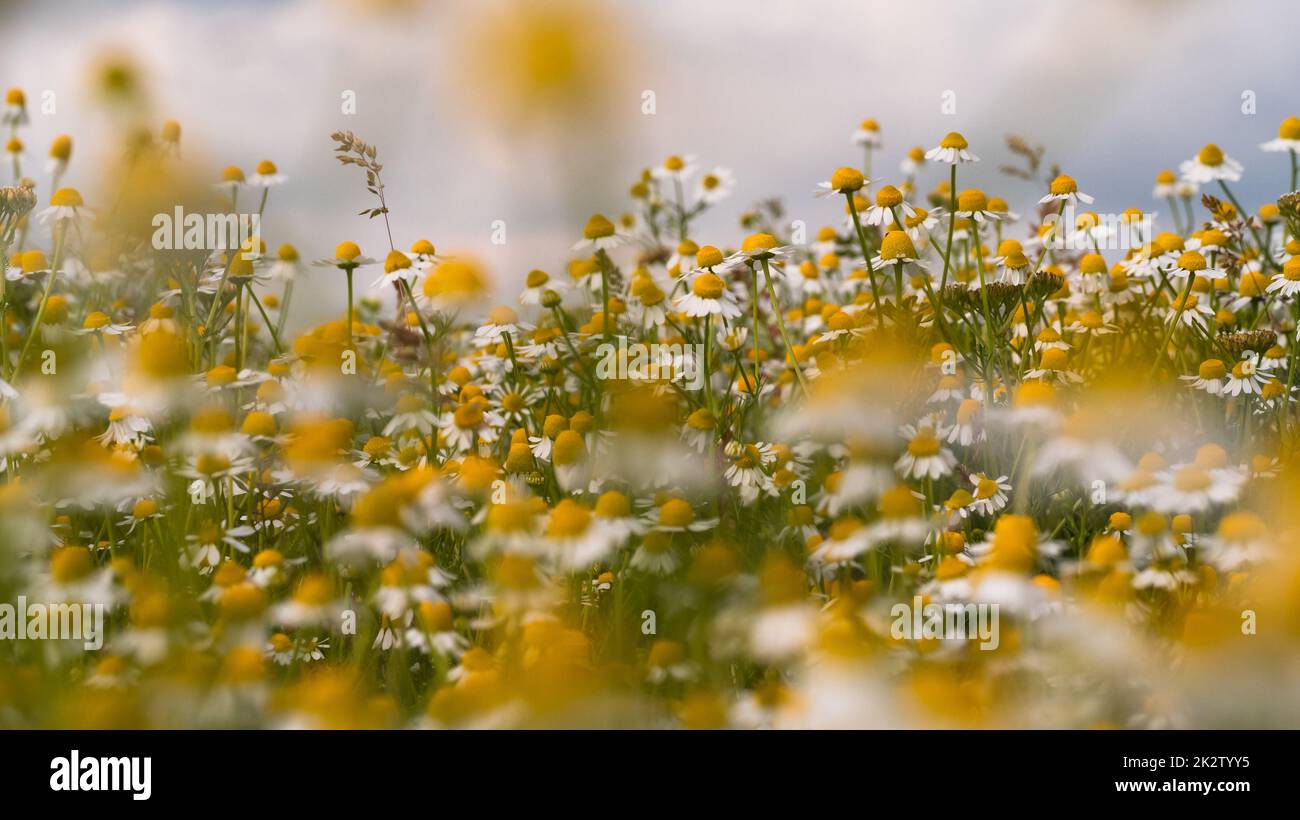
[878,486,921,518]
[242,411,276,437]
[551,429,587,466]
[879,230,917,261]
[453,403,484,429]
[875,185,903,207]
[1038,347,1068,371]
[488,305,518,326]
[1198,358,1226,380]
[49,187,84,207]
[939,131,968,150]
[1049,174,1078,195]
[1013,380,1056,408]
[1218,511,1266,542]
[828,517,862,540]
[547,499,592,538]
[1197,143,1224,166]
[658,498,695,528]
[583,214,615,239]
[691,272,725,299]
[830,166,864,193]
[1173,467,1212,492]
[20,250,49,273]
[956,189,988,212]
[907,430,941,457]
[1177,250,1207,272]
[49,134,72,161]
[423,258,489,302]
[1079,253,1107,275]
[697,245,724,268]
[487,502,535,534]
[975,477,999,499]
[742,233,778,253]
[384,250,411,273]
[206,365,237,386]
[595,490,631,518]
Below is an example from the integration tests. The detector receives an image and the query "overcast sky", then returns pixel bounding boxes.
[3,0,1298,327]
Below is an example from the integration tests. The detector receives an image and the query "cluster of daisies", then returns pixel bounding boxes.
[2,91,1300,729]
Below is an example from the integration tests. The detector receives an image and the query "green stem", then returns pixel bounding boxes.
[1148,273,1197,378]
[843,192,885,328]
[11,227,66,380]
[760,257,810,396]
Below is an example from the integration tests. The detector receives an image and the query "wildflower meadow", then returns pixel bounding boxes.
[2,5,1300,740]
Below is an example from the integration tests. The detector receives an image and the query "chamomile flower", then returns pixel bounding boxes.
[474,305,533,345]
[674,271,742,319]
[946,398,985,446]
[990,240,1030,285]
[47,134,72,177]
[6,248,51,282]
[1259,115,1300,153]
[1152,169,1178,198]
[694,167,735,205]
[969,473,1011,516]
[872,229,926,275]
[520,268,565,305]
[630,531,679,574]
[651,154,697,183]
[438,399,503,453]
[1066,310,1117,335]
[572,213,628,253]
[37,187,89,227]
[1166,291,1214,329]
[1038,174,1094,205]
[894,423,955,480]
[269,244,302,282]
[1164,249,1226,280]
[809,516,873,564]
[899,145,926,176]
[1200,512,1271,571]
[815,166,870,198]
[2,87,27,126]
[1150,462,1243,514]
[372,249,417,289]
[1180,143,1243,184]
[952,188,1000,222]
[861,185,915,227]
[852,118,882,148]
[313,241,376,270]
[647,497,717,533]
[924,131,978,164]
[1222,358,1270,396]
[248,159,287,187]
[723,441,778,504]
[1266,257,1300,297]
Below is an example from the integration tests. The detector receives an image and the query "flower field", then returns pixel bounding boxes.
[3,82,1300,728]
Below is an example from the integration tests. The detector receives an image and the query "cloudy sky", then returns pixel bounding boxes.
[3,0,1297,326]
